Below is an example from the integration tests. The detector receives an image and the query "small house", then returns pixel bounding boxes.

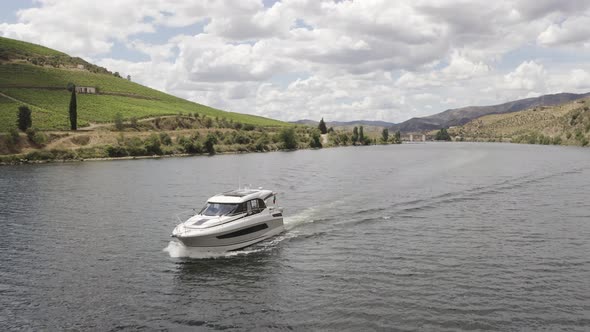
[75,86,97,94]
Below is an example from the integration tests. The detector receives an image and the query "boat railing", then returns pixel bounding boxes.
[174,209,198,224]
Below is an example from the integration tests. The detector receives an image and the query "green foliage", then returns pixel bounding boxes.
[352,126,359,145]
[106,145,128,157]
[8,128,20,146]
[17,105,32,131]
[159,132,172,145]
[435,128,451,141]
[279,127,298,150]
[69,88,77,130]
[114,113,124,131]
[310,130,322,148]
[144,133,162,155]
[25,128,46,145]
[381,128,389,143]
[254,132,270,151]
[318,118,327,134]
[359,126,364,143]
[394,130,401,144]
[25,149,78,161]
[243,123,256,131]
[204,133,217,155]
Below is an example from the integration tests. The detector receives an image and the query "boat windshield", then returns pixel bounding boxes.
[199,202,244,216]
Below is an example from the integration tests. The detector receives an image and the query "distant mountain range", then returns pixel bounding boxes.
[293,92,590,133]
[291,119,396,127]
[390,92,590,133]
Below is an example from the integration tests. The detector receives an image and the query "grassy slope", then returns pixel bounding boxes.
[0,36,66,57]
[0,38,287,131]
[450,98,590,145]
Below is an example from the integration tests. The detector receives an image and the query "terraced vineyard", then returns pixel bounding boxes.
[0,37,287,131]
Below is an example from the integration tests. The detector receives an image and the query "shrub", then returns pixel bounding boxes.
[32,132,47,145]
[279,127,298,150]
[125,137,146,156]
[114,113,124,131]
[243,123,256,131]
[159,132,172,145]
[204,133,217,155]
[309,130,322,148]
[17,106,32,131]
[144,134,162,155]
[50,149,78,160]
[25,150,54,161]
[71,135,90,146]
[8,128,20,145]
[233,131,251,144]
[106,145,129,157]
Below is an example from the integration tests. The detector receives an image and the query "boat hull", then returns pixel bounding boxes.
[173,218,284,251]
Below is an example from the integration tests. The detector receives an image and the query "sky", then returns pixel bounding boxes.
[2,0,590,123]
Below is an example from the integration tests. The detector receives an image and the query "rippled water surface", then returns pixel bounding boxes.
[1,143,590,331]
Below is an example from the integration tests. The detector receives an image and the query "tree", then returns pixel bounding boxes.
[435,128,451,141]
[204,133,218,155]
[114,113,124,131]
[144,133,162,155]
[17,105,32,131]
[69,86,77,130]
[318,117,327,134]
[352,126,359,145]
[279,127,298,149]
[381,128,389,143]
[359,126,365,144]
[395,130,401,144]
[310,130,322,148]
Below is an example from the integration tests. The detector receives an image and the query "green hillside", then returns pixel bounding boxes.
[0,37,287,131]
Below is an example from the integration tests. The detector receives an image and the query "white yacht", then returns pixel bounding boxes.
[171,188,284,251]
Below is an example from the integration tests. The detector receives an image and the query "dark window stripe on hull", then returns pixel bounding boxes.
[216,223,269,239]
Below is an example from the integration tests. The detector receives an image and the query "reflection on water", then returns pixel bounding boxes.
[1,143,590,330]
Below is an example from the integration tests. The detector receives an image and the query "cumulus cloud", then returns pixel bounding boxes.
[504,61,547,91]
[537,15,590,47]
[2,0,590,122]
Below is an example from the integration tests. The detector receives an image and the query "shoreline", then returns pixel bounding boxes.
[0,146,316,166]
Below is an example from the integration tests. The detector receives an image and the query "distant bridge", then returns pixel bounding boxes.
[401,134,431,142]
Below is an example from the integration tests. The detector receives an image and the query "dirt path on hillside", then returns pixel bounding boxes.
[0,91,35,106]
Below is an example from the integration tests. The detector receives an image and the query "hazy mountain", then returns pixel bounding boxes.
[291,119,396,127]
[391,92,590,133]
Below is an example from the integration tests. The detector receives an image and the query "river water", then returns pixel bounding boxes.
[1,143,589,331]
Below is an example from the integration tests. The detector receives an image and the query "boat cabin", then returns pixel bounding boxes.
[200,189,276,217]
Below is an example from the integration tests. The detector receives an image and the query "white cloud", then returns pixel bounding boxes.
[2,0,590,123]
[537,15,590,47]
[504,61,547,91]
